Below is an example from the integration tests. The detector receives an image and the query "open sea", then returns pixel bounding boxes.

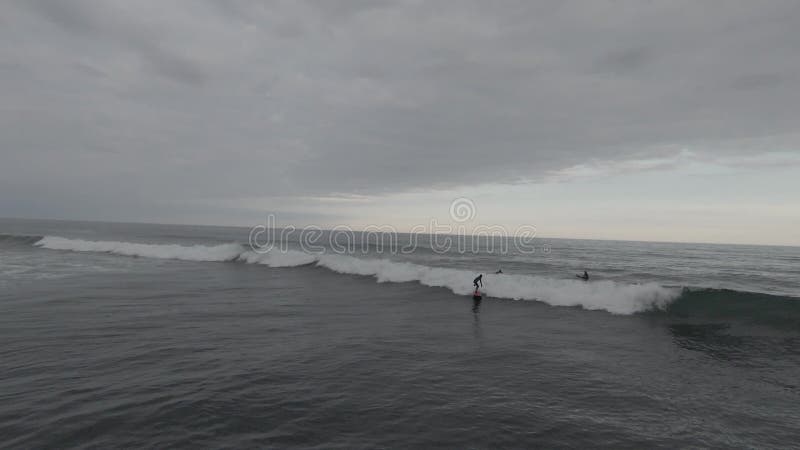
[1,217,799,448]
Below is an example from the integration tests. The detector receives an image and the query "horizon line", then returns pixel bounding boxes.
[1,215,798,249]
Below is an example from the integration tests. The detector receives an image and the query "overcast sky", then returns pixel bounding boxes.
[2,0,799,245]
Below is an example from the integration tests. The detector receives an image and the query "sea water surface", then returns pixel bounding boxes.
[1,218,799,448]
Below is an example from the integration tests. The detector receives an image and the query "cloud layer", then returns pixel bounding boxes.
[2,0,800,222]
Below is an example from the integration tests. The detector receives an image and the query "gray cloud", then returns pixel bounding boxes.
[24,0,208,85]
[592,46,653,75]
[2,0,800,222]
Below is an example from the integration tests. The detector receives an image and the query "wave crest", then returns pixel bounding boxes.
[34,235,679,315]
[35,236,244,262]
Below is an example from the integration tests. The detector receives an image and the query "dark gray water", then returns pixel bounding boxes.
[1,218,799,448]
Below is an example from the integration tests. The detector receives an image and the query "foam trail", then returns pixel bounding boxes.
[35,236,245,262]
[314,254,678,314]
[34,236,680,314]
[36,236,318,268]
[239,249,317,267]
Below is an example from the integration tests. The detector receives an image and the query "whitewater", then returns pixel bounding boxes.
[34,236,679,315]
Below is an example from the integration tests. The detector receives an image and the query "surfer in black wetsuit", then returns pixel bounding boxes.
[576,270,589,281]
[473,274,483,290]
[495,269,503,274]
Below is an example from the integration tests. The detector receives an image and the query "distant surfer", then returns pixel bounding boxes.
[473,274,483,291]
[495,269,503,274]
[576,270,589,281]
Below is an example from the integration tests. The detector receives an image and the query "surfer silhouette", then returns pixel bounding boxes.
[495,269,503,274]
[473,274,483,290]
[576,270,589,281]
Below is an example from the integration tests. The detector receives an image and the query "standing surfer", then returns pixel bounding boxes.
[473,274,483,291]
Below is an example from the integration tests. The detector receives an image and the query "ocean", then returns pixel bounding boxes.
[1,217,799,448]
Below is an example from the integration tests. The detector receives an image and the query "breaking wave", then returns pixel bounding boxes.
[33,236,800,328]
[35,236,244,261]
[34,236,678,315]
[0,233,46,247]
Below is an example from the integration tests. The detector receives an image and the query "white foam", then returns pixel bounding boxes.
[313,254,677,314]
[35,236,244,262]
[239,249,317,267]
[34,236,679,314]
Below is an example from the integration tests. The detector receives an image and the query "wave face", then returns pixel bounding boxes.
[662,288,800,330]
[34,236,679,315]
[0,233,45,247]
